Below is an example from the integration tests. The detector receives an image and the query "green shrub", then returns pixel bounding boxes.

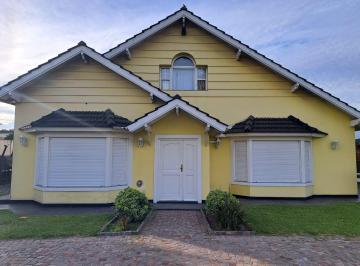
[114,188,149,229]
[205,190,245,230]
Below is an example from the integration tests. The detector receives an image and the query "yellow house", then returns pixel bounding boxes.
[1,6,359,204]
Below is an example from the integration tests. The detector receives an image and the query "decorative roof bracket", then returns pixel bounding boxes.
[80,52,88,64]
[291,83,300,93]
[236,49,242,60]
[125,48,132,60]
[181,16,187,36]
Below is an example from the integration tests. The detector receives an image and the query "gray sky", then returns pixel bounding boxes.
[1,0,359,131]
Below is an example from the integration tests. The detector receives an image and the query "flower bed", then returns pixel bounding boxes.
[99,208,154,236]
[99,187,153,236]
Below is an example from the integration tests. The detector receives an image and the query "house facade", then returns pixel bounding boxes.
[1,6,359,204]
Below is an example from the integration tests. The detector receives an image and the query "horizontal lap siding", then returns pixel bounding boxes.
[115,22,292,96]
[24,58,153,106]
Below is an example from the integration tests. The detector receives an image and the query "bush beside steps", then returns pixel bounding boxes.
[100,188,152,234]
[204,190,250,233]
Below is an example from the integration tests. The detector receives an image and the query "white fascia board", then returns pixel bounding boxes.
[127,99,227,132]
[0,46,171,102]
[105,10,360,118]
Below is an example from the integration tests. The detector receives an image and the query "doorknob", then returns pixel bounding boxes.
[180,163,183,172]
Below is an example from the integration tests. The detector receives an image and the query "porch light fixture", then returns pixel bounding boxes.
[138,137,144,148]
[209,137,221,148]
[19,135,28,146]
[330,140,339,150]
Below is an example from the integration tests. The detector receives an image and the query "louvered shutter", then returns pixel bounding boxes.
[304,141,312,182]
[252,140,301,183]
[233,141,248,182]
[35,137,46,186]
[112,138,129,186]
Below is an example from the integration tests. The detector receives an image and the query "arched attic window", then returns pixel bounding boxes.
[160,55,207,91]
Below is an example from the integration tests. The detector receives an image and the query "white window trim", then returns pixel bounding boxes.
[33,132,133,191]
[231,137,313,186]
[160,56,207,91]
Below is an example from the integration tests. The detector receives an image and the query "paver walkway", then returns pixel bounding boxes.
[1,210,360,265]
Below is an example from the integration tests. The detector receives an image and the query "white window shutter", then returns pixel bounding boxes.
[112,138,129,186]
[252,141,301,183]
[35,137,45,186]
[233,141,248,182]
[304,141,312,183]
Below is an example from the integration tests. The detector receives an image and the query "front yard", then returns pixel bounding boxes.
[244,202,360,236]
[0,210,111,240]
[1,202,360,240]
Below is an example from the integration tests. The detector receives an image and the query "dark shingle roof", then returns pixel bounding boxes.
[22,109,132,129]
[226,115,327,135]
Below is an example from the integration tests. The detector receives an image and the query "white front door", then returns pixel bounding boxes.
[155,137,200,202]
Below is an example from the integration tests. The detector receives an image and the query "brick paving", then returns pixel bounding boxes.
[1,210,360,265]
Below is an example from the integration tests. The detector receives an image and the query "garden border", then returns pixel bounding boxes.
[200,209,255,236]
[99,208,154,236]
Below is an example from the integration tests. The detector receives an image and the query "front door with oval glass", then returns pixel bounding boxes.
[155,137,200,202]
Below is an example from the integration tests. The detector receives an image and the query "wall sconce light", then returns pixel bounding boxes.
[138,137,144,148]
[19,135,28,146]
[330,140,339,150]
[209,137,221,149]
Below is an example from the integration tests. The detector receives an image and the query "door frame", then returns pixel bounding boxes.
[154,135,202,203]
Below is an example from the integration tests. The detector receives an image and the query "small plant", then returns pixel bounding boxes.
[114,188,149,230]
[205,190,245,230]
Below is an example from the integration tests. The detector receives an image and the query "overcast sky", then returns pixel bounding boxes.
[0,0,359,131]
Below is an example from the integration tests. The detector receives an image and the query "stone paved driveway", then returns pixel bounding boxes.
[1,210,360,265]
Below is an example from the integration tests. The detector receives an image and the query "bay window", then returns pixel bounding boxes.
[233,139,312,184]
[35,135,131,191]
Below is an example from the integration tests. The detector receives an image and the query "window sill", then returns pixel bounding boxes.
[34,185,128,192]
[231,182,313,187]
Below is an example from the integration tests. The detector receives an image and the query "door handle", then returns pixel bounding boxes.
[180,163,183,172]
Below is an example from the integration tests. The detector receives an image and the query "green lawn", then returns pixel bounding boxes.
[243,202,360,236]
[0,210,111,240]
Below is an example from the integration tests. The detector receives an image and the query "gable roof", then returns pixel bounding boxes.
[0,42,172,103]
[127,95,228,132]
[21,108,132,131]
[226,115,327,136]
[104,6,360,119]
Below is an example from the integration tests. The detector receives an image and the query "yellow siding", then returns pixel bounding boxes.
[230,184,313,198]
[114,21,357,197]
[11,58,160,201]
[10,20,357,202]
[132,112,210,200]
[31,112,211,203]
